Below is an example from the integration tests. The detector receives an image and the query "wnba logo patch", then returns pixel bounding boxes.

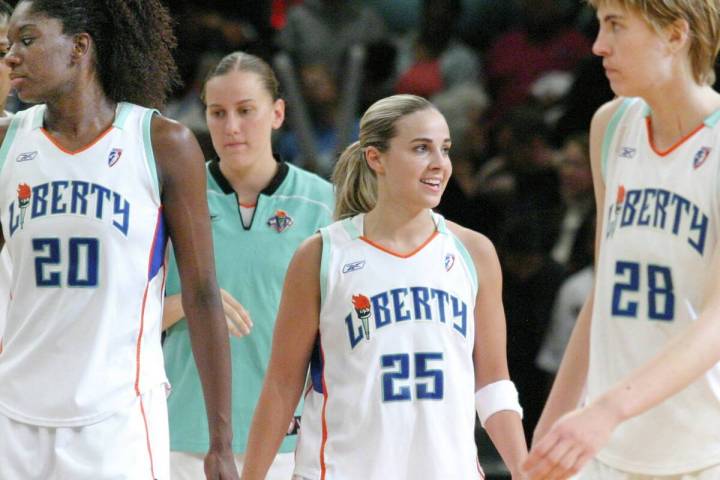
[267,209,293,232]
[107,148,123,167]
[693,146,711,169]
[444,253,455,271]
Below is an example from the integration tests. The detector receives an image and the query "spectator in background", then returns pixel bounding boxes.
[499,215,565,446]
[276,0,387,76]
[550,132,595,273]
[276,63,359,177]
[475,106,562,243]
[394,0,482,98]
[486,0,591,122]
[537,213,595,382]
[433,83,492,234]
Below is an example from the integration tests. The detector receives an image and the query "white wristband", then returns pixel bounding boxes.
[475,379,523,427]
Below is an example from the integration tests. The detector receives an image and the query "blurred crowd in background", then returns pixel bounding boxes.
[158,1,612,451]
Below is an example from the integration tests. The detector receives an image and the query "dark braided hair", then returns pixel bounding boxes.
[25,0,180,109]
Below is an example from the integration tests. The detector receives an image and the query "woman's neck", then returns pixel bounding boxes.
[43,84,116,142]
[363,202,436,253]
[644,83,720,152]
[219,153,279,205]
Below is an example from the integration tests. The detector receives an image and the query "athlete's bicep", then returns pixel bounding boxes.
[150,116,217,299]
[266,234,322,388]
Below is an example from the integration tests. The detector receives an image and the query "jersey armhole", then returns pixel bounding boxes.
[449,232,478,295]
[319,227,331,307]
[141,108,161,202]
[600,98,634,182]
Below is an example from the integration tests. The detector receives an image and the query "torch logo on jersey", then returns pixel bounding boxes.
[352,294,372,340]
[17,183,31,230]
[606,185,626,238]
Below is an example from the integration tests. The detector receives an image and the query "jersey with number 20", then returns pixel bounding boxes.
[0,103,167,427]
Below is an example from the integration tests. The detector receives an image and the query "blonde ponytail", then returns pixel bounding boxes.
[331,94,435,221]
[332,141,377,220]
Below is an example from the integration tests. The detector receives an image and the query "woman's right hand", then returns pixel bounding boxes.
[220,289,253,337]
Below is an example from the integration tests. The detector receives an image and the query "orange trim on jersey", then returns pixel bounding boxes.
[41,125,114,155]
[360,231,439,259]
[135,283,150,395]
[239,202,257,208]
[135,208,164,395]
[645,116,705,157]
[138,396,157,480]
[319,339,329,480]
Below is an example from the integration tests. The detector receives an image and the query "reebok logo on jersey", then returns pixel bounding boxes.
[342,260,365,273]
[351,294,372,341]
[444,253,455,272]
[693,146,711,170]
[267,209,293,232]
[107,148,123,167]
[16,151,37,162]
[619,147,636,159]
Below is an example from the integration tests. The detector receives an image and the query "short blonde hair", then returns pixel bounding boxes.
[588,0,720,85]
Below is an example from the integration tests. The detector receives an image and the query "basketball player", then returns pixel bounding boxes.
[163,52,334,480]
[0,1,238,478]
[524,1,720,479]
[241,94,528,479]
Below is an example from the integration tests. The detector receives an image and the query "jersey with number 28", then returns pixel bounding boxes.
[590,97,720,474]
[0,103,167,427]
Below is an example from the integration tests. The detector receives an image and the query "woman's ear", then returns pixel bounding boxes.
[665,18,690,53]
[71,33,91,63]
[365,146,385,175]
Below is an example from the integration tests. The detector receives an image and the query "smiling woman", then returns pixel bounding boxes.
[240,94,528,480]
[0,1,238,479]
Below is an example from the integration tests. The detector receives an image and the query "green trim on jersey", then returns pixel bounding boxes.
[141,109,160,201]
[341,216,361,238]
[320,227,331,306]
[0,111,23,173]
[601,98,634,182]
[705,108,720,128]
[113,102,133,129]
[163,161,333,454]
[31,105,45,130]
[450,233,478,294]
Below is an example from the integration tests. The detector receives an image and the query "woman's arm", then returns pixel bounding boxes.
[449,222,527,478]
[163,290,253,336]
[241,234,323,479]
[151,115,238,479]
[525,248,720,479]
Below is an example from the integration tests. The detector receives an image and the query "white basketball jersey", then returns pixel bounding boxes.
[0,103,168,427]
[294,212,482,480]
[590,98,720,474]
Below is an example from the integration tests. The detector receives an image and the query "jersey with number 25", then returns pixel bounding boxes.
[294,212,481,480]
[0,103,167,427]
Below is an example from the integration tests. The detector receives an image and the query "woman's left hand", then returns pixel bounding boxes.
[522,402,620,480]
